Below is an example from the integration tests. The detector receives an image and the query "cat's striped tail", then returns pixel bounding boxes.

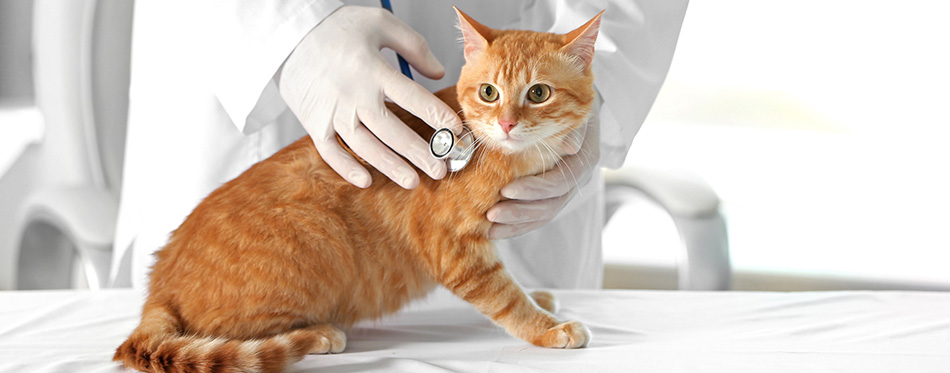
[113,305,340,373]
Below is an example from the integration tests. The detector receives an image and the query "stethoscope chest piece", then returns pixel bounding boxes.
[429,128,474,172]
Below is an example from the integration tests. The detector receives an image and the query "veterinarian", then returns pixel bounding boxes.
[112,0,688,290]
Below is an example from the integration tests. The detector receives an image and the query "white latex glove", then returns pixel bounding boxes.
[486,95,602,240]
[279,6,463,189]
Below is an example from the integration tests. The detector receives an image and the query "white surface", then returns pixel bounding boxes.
[1,289,948,372]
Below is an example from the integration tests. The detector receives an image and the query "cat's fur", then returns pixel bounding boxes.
[114,8,602,373]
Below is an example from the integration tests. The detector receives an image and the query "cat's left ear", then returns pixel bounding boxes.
[562,10,605,69]
[454,6,493,62]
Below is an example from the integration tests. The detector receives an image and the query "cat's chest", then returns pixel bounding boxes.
[474,147,561,181]
[444,148,559,208]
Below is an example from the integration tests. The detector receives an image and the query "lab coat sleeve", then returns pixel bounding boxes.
[520,0,689,169]
[198,0,344,134]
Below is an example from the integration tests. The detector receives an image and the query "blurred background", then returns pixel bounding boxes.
[602,0,950,291]
[2,0,949,291]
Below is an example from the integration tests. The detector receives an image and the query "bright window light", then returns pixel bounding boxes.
[612,1,950,286]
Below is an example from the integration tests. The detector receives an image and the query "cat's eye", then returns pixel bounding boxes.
[479,84,499,102]
[527,84,551,103]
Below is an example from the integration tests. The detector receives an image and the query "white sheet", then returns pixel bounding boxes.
[0,289,948,372]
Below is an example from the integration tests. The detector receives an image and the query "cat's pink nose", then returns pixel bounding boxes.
[499,119,517,134]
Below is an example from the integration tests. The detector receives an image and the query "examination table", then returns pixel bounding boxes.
[1,289,947,372]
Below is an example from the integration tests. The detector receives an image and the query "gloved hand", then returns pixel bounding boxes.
[279,6,463,189]
[486,95,602,240]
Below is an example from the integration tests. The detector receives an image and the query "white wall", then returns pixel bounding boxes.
[617,1,950,287]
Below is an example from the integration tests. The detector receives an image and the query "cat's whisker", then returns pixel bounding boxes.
[445,122,486,182]
[534,143,547,178]
[470,133,491,173]
[460,133,481,155]
[457,120,494,173]
[560,128,585,153]
[540,139,581,198]
[543,144,572,195]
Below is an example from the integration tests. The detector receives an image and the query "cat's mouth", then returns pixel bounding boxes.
[492,135,533,154]
[471,124,539,154]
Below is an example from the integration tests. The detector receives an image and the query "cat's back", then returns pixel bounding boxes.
[152,85,461,276]
[146,89,462,330]
[147,135,364,322]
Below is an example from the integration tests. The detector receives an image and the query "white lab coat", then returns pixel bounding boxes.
[112,0,688,290]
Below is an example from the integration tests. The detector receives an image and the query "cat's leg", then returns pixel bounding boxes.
[440,246,589,348]
[530,290,558,314]
[301,323,347,354]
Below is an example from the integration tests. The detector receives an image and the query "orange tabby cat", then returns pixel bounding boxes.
[115,7,602,373]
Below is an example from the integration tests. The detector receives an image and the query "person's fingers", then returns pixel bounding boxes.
[560,119,587,155]
[501,111,600,200]
[358,104,447,180]
[487,193,571,225]
[302,100,372,188]
[312,137,372,188]
[310,131,373,189]
[488,220,549,240]
[500,150,594,200]
[333,107,420,189]
[500,172,572,201]
[382,70,464,135]
[376,10,446,80]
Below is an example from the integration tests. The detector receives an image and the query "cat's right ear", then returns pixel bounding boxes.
[562,10,605,70]
[454,6,492,61]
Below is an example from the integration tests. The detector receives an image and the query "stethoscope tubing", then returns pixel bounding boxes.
[380,0,415,79]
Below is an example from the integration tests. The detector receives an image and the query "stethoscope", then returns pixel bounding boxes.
[382,0,474,172]
[429,128,475,172]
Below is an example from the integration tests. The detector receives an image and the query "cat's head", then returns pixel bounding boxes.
[454,7,603,156]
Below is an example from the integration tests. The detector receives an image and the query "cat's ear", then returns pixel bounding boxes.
[562,10,605,69]
[454,6,492,61]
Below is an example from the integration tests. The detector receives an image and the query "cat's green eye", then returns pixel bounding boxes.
[479,84,499,102]
[527,84,551,103]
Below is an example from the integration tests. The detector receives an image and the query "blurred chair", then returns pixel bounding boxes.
[0,0,730,291]
[0,0,132,289]
[604,165,731,290]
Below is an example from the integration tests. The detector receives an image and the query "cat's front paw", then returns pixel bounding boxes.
[535,321,590,349]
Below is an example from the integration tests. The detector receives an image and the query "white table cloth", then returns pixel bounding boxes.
[0,289,948,372]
